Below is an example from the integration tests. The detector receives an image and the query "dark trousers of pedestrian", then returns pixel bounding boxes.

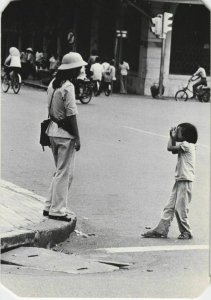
[192,78,207,97]
[120,74,127,94]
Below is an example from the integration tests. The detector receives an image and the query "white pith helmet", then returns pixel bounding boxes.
[58,52,87,70]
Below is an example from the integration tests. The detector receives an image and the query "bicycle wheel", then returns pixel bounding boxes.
[12,73,21,94]
[105,83,111,96]
[105,89,111,96]
[175,90,188,101]
[79,86,93,104]
[1,74,10,93]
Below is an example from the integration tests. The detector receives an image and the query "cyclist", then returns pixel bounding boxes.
[75,65,87,97]
[90,56,103,95]
[4,47,21,81]
[190,64,207,99]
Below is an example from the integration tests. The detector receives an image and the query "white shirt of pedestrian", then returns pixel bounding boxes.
[119,61,129,76]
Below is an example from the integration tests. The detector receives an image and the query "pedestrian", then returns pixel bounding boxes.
[20,50,27,79]
[35,49,44,70]
[142,123,198,239]
[43,52,87,222]
[90,56,103,95]
[190,64,207,99]
[110,59,116,93]
[25,47,36,79]
[49,53,59,74]
[119,59,129,94]
[4,46,21,80]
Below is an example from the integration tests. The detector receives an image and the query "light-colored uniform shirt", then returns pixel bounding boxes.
[175,141,196,182]
[119,61,129,76]
[46,80,78,139]
[194,67,206,79]
[90,63,103,81]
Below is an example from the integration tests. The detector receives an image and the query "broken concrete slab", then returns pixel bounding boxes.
[1,216,76,252]
[95,260,133,268]
[1,247,119,274]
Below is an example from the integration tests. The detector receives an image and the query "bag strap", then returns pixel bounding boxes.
[48,89,56,118]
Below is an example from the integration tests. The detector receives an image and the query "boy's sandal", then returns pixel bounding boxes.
[49,214,72,222]
[141,230,167,238]
[43,210,49,217]
[177,233,192,240]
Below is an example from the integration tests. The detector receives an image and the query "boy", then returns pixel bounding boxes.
[142,123,198,240]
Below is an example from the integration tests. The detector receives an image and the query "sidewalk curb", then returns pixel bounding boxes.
[22,81,176,101]
[1,215,77,252]
[22,81,47,91]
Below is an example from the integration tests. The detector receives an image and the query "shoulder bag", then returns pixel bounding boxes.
[40,90,55,151]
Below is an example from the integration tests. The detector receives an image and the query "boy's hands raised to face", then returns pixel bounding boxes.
[170,127,177,139]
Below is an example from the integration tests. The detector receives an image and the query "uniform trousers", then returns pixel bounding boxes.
[44,137,76,216]
[154,180,193,236]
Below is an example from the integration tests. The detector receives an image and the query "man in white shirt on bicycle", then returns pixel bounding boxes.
[190,64,207,99]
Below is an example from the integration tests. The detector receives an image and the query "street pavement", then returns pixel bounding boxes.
[1,83,210,298]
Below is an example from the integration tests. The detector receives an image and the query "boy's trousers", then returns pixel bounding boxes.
[44,137,76,216]
[154,180,193,236]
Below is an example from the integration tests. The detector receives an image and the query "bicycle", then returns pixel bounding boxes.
[1,68,22,94]
[76,79,94,104]
[175,78,210,102]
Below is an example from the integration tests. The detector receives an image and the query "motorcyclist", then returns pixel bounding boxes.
[189,64,207,99]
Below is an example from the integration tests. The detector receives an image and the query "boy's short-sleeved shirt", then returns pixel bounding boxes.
[175,141,196,182]
[46,80,78,139]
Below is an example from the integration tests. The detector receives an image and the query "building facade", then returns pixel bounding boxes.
[1,0,210,96]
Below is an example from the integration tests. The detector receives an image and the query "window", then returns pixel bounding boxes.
[170,4,210,75]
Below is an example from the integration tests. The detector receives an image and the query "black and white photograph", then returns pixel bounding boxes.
[0,0,210,299]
